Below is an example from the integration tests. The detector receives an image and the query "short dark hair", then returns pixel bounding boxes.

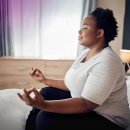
[90,7,118,44]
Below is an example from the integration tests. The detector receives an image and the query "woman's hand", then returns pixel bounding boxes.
[29,67,46,84]
[17,87,46,110]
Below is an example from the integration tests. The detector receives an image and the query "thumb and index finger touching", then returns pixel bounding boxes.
[23,87,41,102]
[29,67,42,76]
[31,87,41,99]
[17,87,34,101]
[23,87,40,99]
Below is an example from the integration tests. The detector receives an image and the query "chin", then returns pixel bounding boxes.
[79,42,85,46]
[79,41,83,45]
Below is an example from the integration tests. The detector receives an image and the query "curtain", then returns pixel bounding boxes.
[10,0,41,57]
[0,0,13,57]
[77,0,96,56]
[10,0,82,59]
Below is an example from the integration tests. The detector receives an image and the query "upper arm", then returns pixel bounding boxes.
[81,96,99,111]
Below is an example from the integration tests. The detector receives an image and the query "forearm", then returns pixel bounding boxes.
[43,79,70,91]
[42,98,91,114]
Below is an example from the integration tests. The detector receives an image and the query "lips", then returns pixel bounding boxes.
[78,36,83,40]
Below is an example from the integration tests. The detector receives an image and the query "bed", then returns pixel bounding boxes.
[0,88,40,130]
[0,80,130,130]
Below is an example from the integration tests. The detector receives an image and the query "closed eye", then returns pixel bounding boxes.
[84,28,87,29]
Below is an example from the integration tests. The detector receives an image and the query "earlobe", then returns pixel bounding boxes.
[97,35,100,38]
[97,33,100,38]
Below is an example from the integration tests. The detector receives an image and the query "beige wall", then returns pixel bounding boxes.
[97,0,126,56]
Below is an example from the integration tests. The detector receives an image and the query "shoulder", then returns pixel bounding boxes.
[94,47,125,75]
[95,47,122,65]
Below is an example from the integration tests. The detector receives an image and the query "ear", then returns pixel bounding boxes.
[97,29,104,38]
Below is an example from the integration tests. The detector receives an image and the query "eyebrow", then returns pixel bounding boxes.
[83,23,88,25]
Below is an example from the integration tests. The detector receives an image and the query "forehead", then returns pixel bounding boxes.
[83,15,96,26]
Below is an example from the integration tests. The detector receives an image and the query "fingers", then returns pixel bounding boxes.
[17,88,35,106]
[31,67,33,71]
[27,87,34,95]
[29,67,43,78]
[31,69,37,76]
[29,67,36,76]
[17,88,33,100]
[17,93,24,101]
[32,87,40,97]
[23,88,30,98]
[29,67,33,75]
[29,67,33,76]
[22,88,33,102]
[37,69,42,74]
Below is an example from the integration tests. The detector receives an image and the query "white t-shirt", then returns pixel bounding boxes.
[64,46,130,128]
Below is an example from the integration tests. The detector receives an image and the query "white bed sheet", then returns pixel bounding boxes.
[0,88,40,130]
[1,80,130,130]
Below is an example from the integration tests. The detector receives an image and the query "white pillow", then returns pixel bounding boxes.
[0,88,40,130]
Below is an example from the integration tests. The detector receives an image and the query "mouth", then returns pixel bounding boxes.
[78,37,83,40]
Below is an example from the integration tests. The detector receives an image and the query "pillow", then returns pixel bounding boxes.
[0,88,40,130]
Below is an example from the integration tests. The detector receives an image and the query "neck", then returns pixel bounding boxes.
[88,43,109,58]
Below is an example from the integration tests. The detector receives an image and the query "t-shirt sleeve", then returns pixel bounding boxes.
[81,58,121,105]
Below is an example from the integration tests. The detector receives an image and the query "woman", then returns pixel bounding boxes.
[17,7,130,130]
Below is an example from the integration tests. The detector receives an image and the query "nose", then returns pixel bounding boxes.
[78,29,82,34]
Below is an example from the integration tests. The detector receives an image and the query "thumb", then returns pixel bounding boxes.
[27,87,34,95]
[37,69,42,74]
[32,87,40,97]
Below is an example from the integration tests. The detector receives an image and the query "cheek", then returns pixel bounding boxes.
[81,32,98,44]
[83,31,97,39]
[82,31,89,37]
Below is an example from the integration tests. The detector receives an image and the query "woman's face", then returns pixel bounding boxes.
[78,15,99,47]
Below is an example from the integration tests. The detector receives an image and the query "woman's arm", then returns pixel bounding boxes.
[43,79,69,91]
[18,88,99,114]
[41,96,99,114]
[29,67,69,91]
